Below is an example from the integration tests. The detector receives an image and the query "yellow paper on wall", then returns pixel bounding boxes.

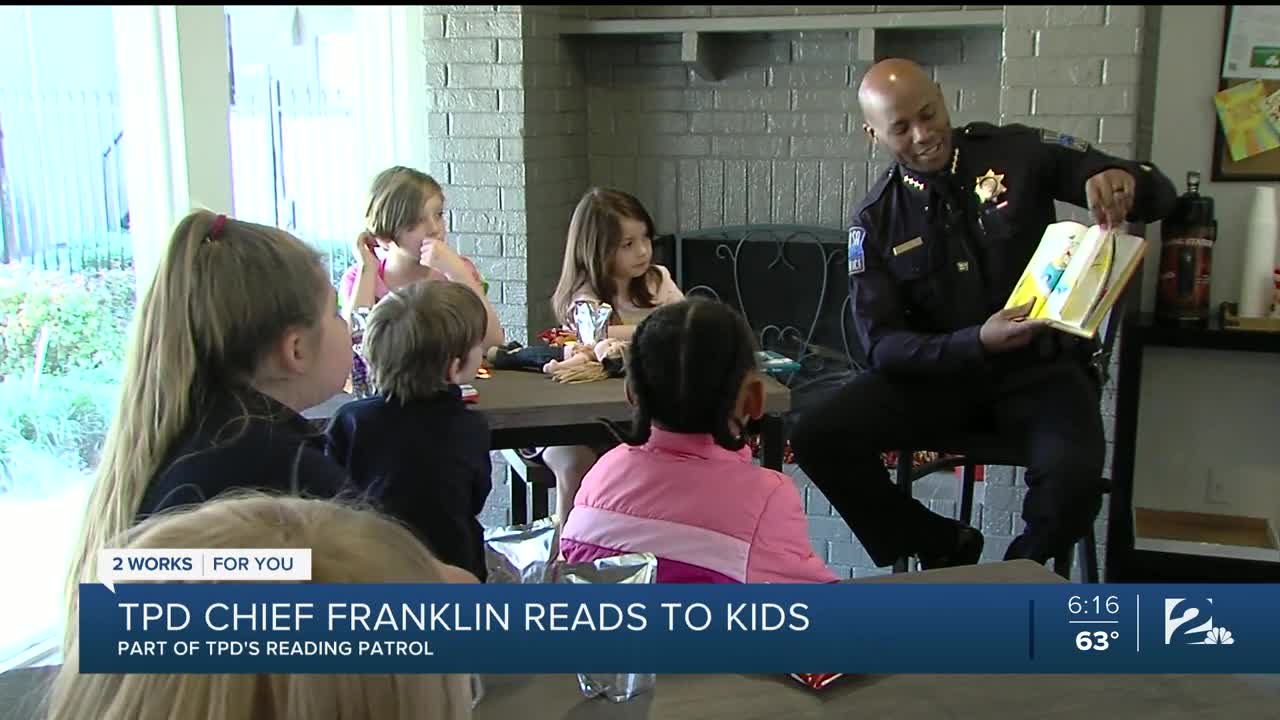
[1214,80,1280,162]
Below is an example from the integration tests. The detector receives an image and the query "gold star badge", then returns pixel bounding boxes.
[903,175,925,193]
[974,169,1007,204]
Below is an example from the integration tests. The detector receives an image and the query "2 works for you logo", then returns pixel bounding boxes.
[97,549,311,591]
[1164,598,1235,645]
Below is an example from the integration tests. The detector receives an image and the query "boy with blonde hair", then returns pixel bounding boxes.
[325,279,492,581]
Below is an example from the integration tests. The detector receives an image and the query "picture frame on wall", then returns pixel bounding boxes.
[1211,5,1280,182]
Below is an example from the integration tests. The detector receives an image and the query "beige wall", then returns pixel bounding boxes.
[1146,5,1280,313]
[1134,4,1280,538]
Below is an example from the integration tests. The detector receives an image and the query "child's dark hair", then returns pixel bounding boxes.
[611,297,760,450]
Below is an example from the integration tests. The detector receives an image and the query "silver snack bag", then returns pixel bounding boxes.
[482,516,559,585]
[571,300,614,346]
[577,672,655,704]
[556,553,658,703]
[554,552,657,585]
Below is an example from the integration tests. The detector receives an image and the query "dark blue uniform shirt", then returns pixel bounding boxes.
[323,386,493,582]
[848,122,1178,377]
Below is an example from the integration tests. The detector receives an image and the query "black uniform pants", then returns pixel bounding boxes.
[790,358,1106,567]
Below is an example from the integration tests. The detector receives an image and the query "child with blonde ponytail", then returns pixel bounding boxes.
[50,493,475,720]
[63,211,353,646]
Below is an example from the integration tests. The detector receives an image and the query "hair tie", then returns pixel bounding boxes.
[206,214,228,243]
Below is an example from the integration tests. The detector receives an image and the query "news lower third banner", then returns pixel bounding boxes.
[78,583,1280,674]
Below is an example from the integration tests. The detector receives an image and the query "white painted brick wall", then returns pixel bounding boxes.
[425,38,499,64]
[583,28,999,232]
[988,4,1145,575]
[427,5,530,352]
[521,5,588,341]
[1032,86,1134,116]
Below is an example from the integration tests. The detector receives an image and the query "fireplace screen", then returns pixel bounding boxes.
[654,224,867,406]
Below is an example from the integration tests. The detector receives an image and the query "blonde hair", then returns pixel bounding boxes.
[364,166,444,240]
[551,188,661,326]
[364,280,486,402]
[49,493,472,720]
[63,210,332,648]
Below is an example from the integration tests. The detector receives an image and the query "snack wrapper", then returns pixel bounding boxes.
[556,553,658,703]
[571,300,614,346]
[482,517,559,585]
[538,328,579,347]
[577,672,656,704]
[789,673,846,691]
[555,552,657,585]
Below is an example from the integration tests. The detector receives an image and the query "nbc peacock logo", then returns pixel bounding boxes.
[1164,598,1235,646]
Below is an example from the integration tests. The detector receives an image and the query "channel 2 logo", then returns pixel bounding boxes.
[1164,598,1235,645]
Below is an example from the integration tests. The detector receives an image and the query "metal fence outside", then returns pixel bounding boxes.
[230,78,363,287]
[0,88,131,272]
[0,80,362,284]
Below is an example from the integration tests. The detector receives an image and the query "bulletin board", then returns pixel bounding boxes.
[1211,5,1280,182]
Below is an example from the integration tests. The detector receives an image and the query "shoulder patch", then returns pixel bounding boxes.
[848,227,866,275]
[1041,129,1090,152]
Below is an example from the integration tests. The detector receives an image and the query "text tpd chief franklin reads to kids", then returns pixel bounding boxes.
[80,549,1280,674]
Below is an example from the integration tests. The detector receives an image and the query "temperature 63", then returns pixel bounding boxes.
[1076,630,1119,651]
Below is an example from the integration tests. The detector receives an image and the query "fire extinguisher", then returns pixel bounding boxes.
[1156,171,1216,328]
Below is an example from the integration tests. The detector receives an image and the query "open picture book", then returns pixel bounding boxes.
[1004,220,1147,339]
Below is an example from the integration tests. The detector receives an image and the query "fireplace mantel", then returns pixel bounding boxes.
[558,9,1003,80]
[558,9,1002,36]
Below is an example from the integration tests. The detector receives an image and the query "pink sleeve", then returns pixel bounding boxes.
[339,264,360,302]
[655,265,684,305]
[745,476,841,584]
[461,256,484,286]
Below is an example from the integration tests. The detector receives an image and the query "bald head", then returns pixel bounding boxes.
[858,59,953,173]
[858,59,934,115]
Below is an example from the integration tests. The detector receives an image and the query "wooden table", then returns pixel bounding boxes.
[305,370,794,521]
[472,561,1280,719]
[472,370,790,463]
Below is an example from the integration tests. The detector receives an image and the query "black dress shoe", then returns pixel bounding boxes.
[917,523,985,570]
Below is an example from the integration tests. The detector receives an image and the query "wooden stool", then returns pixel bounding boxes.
[500,449,555,525]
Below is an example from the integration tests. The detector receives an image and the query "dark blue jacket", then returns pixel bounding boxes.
[140,389,348,520]
[323,386,492,581]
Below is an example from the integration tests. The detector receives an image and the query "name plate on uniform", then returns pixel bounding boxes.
[892,237,924,256]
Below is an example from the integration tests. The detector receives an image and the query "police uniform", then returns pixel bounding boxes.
[791,122,1177,568]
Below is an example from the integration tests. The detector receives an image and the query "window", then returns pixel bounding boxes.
[0,5,135,670]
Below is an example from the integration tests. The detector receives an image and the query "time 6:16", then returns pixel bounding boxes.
[1069,596,1119,614]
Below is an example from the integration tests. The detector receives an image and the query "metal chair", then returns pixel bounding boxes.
[891,440,1108,582]
[890,304,1124,583]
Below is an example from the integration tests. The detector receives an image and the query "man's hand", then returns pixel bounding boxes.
[980,301,1048,354]
[1085,169,1136,229]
